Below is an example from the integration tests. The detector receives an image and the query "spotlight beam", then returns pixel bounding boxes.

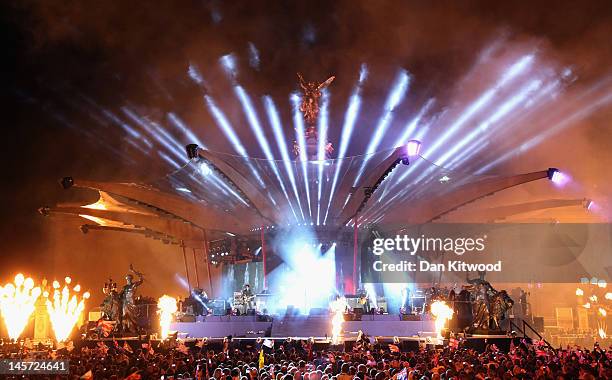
[201,168,251,207]
[352,70,411,187]
[100,108,147,143]
[292,93,313,220]
[339,147,406,226]
[219,53,238,79]
[383,54,535,194]
[158,151,182,169]
[435,79,542,166]
[122,107,186,162]
[423,54,534,163]
[324,64,368,225]
[446,79,562,170]
[203,95,267,188]
[477,79,612,173]
[193,148,280,223]
[317,89,330,225]
[167,112,207,149]
[188,63,207,87]
[187,59,270,198]
[360,159,426,222]
[233,85,296,220]
[264,96,305,221]
[393,98,435,148]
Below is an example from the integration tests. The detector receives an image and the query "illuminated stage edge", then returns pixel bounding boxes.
[170,314,436,339]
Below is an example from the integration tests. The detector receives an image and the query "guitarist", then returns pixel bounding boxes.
[241,284,255,313]
[357,289,371,314]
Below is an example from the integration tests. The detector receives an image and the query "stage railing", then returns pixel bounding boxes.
[510,318,555,352]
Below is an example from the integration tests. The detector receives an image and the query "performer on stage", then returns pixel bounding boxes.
[456,286,473,331]
[101,278,120,322]
[465,271,514,331]
[120,264,144,333]
[188,288,210,316]
[241,284,255,312]
[357,289,371,314]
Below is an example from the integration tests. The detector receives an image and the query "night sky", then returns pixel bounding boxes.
[1,0,611,296]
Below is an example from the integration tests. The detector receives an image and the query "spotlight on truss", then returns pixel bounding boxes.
[60,177,74,189]
[546,168,568,186]
[400,140,421,165]
[406,140,422,157]
[186,144,200,160]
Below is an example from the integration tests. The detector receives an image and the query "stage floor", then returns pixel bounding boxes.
[170,314,436,339]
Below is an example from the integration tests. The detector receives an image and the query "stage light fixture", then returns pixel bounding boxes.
[186,144,200,159]
[60,177,74,189]
[406,139,422,157]
[547,168,562,183]
[549,168,570,187]
[583,199,594,211]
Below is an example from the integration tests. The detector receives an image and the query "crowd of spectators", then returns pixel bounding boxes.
[1,337,610,379]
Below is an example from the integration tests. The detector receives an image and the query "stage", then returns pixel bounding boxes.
[170,314,436,339]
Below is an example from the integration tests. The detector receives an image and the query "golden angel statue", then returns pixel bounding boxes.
[297,73,335,127]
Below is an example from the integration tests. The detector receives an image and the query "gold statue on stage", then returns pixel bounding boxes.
[295,73,335,160]
[297,72,335,128]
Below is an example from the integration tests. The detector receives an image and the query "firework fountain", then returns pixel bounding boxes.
[0,274,41,341]
[45,277,90,342]
[576,279,610,342]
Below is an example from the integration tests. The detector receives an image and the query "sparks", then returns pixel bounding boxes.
[575,288,584,296]
[46,277,90,342]
[0,274,41,341]
[598,326,607,339]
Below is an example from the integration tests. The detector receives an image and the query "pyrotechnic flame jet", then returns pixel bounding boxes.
[45,277,90,342]
[0,274,41,341]
[330,296,347,344]
[430,301,454,340]
[158,295,178,340]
